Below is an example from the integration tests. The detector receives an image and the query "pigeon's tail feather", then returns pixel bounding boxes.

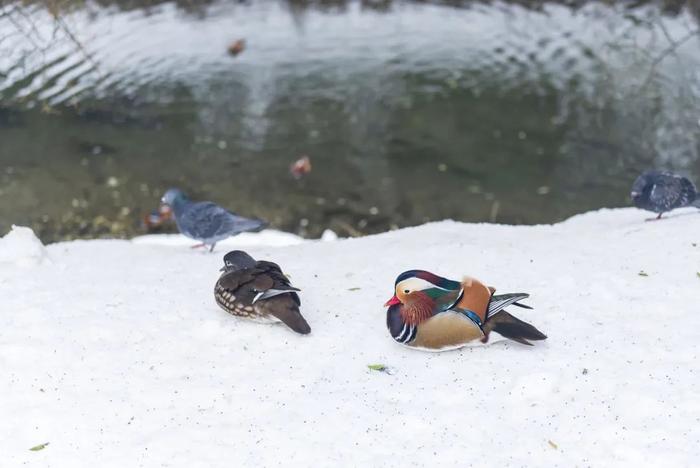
[230,216,267,234]
[249,219,268,232]
[692,197,700,208]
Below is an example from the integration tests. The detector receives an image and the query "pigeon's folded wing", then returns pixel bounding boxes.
[180,202,265,239]
[648,178,684,211]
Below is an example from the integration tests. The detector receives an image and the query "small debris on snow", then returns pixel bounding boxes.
[29,442,49,452]
[368,364,393,375]
[548,440,558,449]
[638,271,648,277]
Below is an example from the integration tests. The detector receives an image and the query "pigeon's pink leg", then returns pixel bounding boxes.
[190,243,206,249]
[645,213,664,222]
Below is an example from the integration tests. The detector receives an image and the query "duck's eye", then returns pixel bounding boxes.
[404,289,410,294]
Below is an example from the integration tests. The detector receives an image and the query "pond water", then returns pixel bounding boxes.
[1,0,699,241]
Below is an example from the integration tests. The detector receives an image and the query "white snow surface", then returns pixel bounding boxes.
[132,228,306,248]
[1,208,699,467]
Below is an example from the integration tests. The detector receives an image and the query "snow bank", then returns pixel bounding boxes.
[0,225,49,267]
[1,208,699,467]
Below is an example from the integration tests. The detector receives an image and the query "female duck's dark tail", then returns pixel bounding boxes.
[482,311,547,346]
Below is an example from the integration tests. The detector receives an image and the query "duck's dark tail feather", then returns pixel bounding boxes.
[483,311,547,346]
[263,295,311,335]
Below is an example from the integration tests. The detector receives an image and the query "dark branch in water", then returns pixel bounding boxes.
[43,0,103,79]
[3,5,44,50]
[638,27,700,91]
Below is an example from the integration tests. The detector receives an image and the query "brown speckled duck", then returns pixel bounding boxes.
[384,270,546,351]
[215,250,311,334]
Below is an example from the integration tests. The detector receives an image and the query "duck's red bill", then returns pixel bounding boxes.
[384,295,401,307]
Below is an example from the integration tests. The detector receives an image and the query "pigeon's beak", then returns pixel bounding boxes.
[384,295,401,307]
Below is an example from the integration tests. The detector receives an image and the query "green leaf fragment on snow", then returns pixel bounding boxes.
[638,271,648,277]
[696,272,700,279]
[29,442,49,451]
[348,287,361,291]
[368,364,387,371]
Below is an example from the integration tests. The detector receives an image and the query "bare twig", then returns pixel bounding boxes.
[44,2,103,78]
[637,27,699,91]
[4,5,43,50]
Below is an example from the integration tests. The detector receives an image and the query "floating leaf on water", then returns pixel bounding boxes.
[227,39,246,56]
[638,271,648,277]
[290,155,312,179]
[548,440,558,449]
[29,442,49,451]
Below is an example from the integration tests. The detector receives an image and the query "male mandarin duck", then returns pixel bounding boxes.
[384,270,546,351]
[214,250,311,334]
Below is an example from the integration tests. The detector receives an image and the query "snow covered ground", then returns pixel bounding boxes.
[1,208,699,467]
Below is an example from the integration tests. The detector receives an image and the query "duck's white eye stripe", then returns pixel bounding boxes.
[399,278,446,291]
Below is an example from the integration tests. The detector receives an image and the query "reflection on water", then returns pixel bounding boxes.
[1,0,699,240]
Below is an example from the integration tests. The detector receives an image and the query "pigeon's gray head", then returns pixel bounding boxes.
[161,188,187,207]
[221,250,257,272]
[630,170,660,204]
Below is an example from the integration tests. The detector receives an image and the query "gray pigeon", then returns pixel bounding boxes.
[631,170,700,219]
[161,188,267,251]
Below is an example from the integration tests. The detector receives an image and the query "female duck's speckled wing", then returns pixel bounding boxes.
[178,201,266,242]
[215,261,309,334]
